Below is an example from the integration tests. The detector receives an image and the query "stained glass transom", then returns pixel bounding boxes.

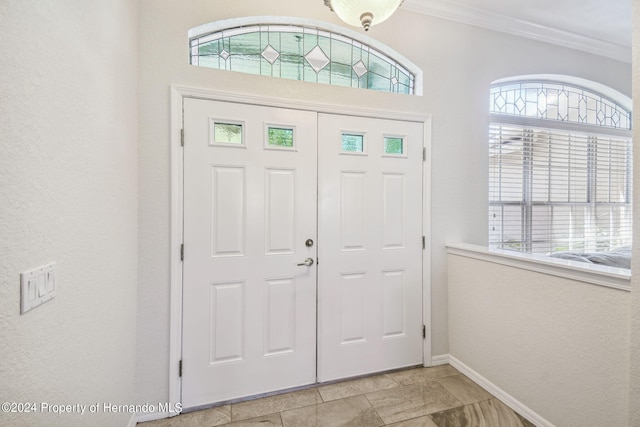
[190,24,415,95]
[490,81,631,130]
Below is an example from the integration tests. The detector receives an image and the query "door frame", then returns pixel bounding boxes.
[169,85,432,413]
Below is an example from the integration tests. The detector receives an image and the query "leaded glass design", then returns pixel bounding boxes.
[342,134,364,152]
[190,24,415,95]
[490,81,631,130]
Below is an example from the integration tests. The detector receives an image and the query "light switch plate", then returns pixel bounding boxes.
[21,262,56,314]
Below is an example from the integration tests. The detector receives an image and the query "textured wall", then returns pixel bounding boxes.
[0,1,138,426]
[136,0,631,410]
[629,0,640,424]
[448,254,630,426]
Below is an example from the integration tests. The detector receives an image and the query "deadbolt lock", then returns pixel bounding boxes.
[305,239,314,247]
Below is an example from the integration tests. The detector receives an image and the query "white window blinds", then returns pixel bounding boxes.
[489,123,632,254]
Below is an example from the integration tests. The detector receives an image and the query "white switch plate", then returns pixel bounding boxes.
[21,262,56,314]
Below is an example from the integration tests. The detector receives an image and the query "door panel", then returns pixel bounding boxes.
[182,100,425,406]
[182,99,318,408]
[317,113,423,381]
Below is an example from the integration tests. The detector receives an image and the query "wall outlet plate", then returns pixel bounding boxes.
[21,262,56,314]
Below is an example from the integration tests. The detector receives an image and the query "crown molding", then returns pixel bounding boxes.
[402,0,631,63]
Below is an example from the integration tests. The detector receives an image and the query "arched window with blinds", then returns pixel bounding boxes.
[488,76,633,268]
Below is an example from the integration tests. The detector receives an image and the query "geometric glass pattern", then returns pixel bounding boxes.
[190,23,415,95]
[352,60,368,78]
[489,81,632,130]
[305,45,330,73]
[342,134,364,152]
[384,137,403,154]
[261,45,280,65]
[267,127,294,147]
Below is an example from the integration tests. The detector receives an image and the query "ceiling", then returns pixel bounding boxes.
[402,0,631,62]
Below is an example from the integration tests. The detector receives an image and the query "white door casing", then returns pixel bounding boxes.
[181,98,318,407]
[317,113,424,381]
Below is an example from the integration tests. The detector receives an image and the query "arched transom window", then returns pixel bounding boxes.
[189,17,420,95]
[489,79,631,129]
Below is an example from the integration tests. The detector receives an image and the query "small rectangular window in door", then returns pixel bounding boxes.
[383,136,404,156]
[210,120,245,146]
[266,126,295,150]
[341,133,365,154]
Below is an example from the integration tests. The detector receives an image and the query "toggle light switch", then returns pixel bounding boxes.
[21,262,56,314]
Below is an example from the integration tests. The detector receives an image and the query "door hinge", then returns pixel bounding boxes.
[423,147,426,161]
[179,360,183,377]
[181,129,185,146]
[422,325,426,339]
[180,244,184,261]
[422,236,426,250]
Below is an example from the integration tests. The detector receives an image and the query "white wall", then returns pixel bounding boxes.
[0,2,138,426]
[630,1,640,424]
[448,254,630,426]
[136,0,631,407]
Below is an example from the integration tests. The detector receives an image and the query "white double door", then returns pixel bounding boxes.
[182,98,423,408]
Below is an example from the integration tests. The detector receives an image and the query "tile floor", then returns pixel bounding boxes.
[139,365,535,427]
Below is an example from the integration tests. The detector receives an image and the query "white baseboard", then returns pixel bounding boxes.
[136,411,171,424]
[127,413,138,427]
[430,354,450,366]
[447,355,554,427]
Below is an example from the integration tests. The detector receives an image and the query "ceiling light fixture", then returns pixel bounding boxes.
[324,0,404,31]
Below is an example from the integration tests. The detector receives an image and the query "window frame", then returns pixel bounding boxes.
[488,76,632,267]
[188,16,423,96]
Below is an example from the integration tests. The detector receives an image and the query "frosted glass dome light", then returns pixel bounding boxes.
[324,0,404,31]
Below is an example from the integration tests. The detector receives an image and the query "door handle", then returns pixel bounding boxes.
[297,258,314,267]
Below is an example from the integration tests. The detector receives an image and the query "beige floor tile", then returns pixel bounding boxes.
[387,415,439,427]
[139,405,231,427]
[231,389,322,422]
[317,374,399,401]
[221,413,282,426]
[365,383,462,424]
[435,375,493,405]
[389,365,460,385]
[139,367,533,427]
[429,399,532,427]
[280,395,384,427]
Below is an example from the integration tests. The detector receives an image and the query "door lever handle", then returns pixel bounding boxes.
[297,258,314,267]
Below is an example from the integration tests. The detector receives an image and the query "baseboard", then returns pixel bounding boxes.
[448,355,554,427]
[127,413,138,427]
[136,411,172,424]
[430,354,450,366]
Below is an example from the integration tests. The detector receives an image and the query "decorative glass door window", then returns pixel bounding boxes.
[212,121,244,145]
[267,126,295,148]
[189,19,417,95]
[341,133,365,153]
[383,136,404,155]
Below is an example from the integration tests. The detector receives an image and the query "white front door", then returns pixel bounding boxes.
[181,98,425,407]
[317,113,424,381]
[181,98,318,408]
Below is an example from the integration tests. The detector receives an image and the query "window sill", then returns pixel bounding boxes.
[446,243,631,292]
